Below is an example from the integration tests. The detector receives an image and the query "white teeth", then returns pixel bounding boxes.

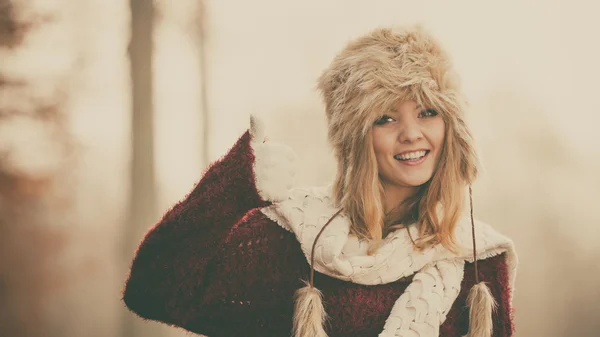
[397,150,427,160]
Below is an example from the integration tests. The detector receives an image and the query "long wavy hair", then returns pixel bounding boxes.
[317,25,479,253]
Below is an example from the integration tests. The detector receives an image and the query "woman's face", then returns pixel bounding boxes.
[372,100,446,196]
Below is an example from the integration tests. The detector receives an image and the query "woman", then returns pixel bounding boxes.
[123,26,517,337]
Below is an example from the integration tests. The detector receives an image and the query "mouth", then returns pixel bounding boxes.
[394,150,430,166]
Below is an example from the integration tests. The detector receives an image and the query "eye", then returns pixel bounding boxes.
[419,108,439,118]
[374,115,395,125]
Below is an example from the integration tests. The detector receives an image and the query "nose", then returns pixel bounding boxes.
[397,120,423,143]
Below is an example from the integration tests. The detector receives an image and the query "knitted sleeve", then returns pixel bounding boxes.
[122,130,270,329]
[440,254,515,337]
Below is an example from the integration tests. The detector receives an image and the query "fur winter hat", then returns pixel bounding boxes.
[316,25,477,193]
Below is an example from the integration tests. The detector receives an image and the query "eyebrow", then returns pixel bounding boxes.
[390,104,422,113]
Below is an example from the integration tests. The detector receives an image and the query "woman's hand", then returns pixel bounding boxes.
[250,114,297,202]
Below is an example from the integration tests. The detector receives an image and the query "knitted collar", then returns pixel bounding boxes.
[261,185,517,337]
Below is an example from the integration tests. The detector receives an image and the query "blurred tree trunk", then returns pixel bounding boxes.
[121,0,160,337]
[0,1,71,337]
[197,0,209,169]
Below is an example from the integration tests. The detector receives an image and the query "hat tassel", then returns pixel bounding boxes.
[293,281,328,337]
[464,186,497,337]
[293,210,342,337]
[464,282,497,337]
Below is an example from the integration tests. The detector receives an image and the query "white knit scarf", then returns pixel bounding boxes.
[261,186,517,337]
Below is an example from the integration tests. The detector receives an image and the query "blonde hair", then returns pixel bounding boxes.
[317,25,479,253]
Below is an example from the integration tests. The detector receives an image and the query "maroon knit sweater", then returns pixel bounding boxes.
[122,131,514,337]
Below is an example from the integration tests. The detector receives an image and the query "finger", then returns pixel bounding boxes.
[249,114,265,141]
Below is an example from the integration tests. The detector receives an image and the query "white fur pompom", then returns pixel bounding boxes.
[293,282,328,337]
[464,282,497,337]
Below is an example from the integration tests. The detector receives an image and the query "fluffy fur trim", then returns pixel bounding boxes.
[293,281,329,337]
[316,25,476,194]
[464,282,497,337]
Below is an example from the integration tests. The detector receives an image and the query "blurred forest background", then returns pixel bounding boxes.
[0,0,599,337]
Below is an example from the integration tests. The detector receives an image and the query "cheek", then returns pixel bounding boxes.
[371,129,390,156]
[431,120,446,149]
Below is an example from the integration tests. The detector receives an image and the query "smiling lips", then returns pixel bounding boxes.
[394,150,430,166]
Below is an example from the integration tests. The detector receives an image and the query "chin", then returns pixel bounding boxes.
[407,180,430,187]
[397,174,433,187]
